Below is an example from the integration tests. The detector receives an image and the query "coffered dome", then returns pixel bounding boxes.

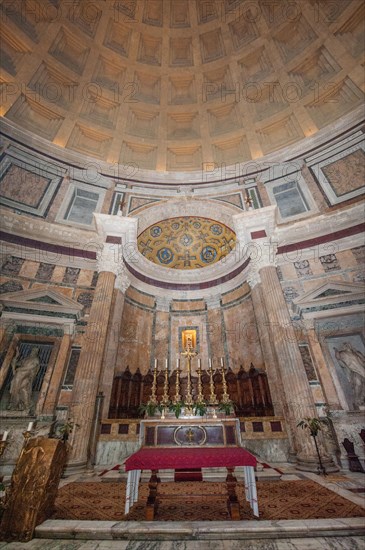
[1,0,364,172]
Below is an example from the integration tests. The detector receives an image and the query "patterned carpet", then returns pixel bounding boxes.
[53,480,365,522]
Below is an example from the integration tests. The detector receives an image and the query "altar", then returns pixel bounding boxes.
[124,412,259,520]
[123,338,259,520]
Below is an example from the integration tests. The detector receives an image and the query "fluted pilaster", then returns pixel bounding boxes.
[99,288,127,417]
[250,283,284,416]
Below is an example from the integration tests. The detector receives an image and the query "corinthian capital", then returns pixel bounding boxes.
[115,263,130,294]
[97,244,123,276]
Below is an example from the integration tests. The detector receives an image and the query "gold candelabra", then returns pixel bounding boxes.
[208,360,218,405]
[180,347,197,410]
[196,361,204,403]
[149,362,158,405]
[161,362,170,407]
[221,363,231,404]
[173,362,182,404]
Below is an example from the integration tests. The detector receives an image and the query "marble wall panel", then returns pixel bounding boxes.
[1,257,25,276]
[206,308,224,368]
[18,260,39,279]
[126,286,155,308]
[0,279,24,293]
[171,300,205,311]
[223,298,264,371]
[51,266,66,283]
[116,301,153,375]
[77,269,95,287]
[221,282,250,305]
[154,310,169,363]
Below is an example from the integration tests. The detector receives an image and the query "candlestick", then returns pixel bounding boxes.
[173,362,181,404]
[149,362,158,406]
[208,360,218,405]
[161,360,170,406]
[27,422,34,432]
[196,359,204,403]
[220,364,231,404]
[1,431,8,442]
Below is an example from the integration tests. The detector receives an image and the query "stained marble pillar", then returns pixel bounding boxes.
[68,270,116,471]
[259,265,335,471]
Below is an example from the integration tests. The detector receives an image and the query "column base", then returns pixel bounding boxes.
[295,455,339,474]
[63,460,88,477]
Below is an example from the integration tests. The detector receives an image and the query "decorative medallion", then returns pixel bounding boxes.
[137,216,236,270]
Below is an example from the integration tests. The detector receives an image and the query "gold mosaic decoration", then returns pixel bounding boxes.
[138,217,236,270]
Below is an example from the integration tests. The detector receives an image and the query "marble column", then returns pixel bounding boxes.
[233,207,336,471]
[259,265,335,471]
[68,270,115,471]
[67,243,129,472]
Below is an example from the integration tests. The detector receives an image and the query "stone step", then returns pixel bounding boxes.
[34,518,365,541]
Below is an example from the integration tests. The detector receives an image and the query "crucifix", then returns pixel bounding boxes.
[185,428,195,443]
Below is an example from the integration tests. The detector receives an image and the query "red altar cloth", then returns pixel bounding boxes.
[125,446,257,471]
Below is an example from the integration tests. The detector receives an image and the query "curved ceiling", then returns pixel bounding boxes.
[137,216,236,269]
[1,0,364,172]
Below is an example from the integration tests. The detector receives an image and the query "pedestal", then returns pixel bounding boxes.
[0,437,68,542]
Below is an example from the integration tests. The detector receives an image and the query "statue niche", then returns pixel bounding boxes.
[334,342,365,410]
[7,347,40,413]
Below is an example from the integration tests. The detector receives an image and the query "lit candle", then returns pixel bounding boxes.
[2,431,8,441]
[27,422,34,432]
[208,358,212,369]
[220,357,224,368]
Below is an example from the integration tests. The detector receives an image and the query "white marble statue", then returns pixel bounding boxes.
[334,342,365,409]
[7,347,40,412]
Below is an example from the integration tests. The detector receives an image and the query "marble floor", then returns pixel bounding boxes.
[1,537,365,549]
